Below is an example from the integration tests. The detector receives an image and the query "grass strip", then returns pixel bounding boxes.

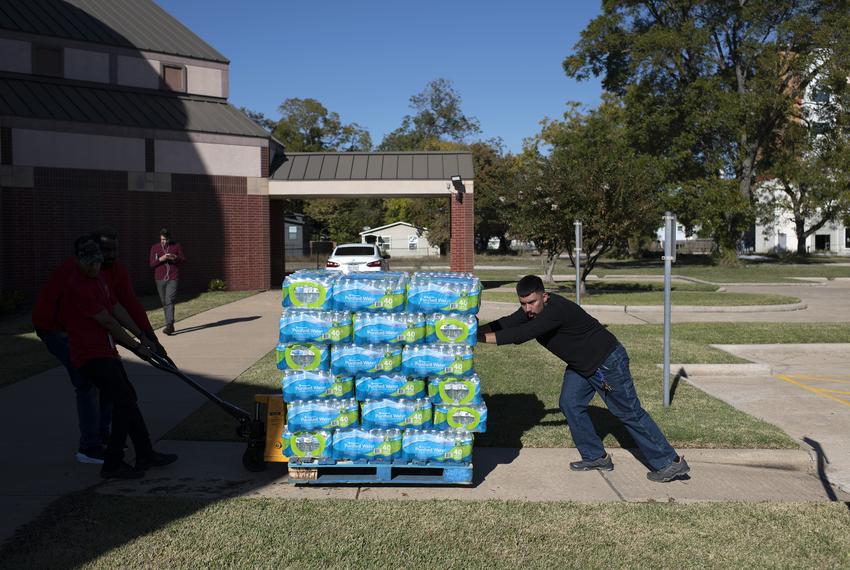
[2,494,848,569]
[482,290,800,306]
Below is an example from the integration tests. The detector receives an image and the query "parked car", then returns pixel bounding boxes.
[326,243,389,272]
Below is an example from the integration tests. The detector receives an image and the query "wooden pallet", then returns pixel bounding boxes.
[288,459,473,486]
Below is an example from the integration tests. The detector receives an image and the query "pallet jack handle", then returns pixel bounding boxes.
[145,352,253,424]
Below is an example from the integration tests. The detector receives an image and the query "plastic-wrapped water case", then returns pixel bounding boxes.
[355,373,426,401]
[402,429,473,464]
[331,428,402,461]
[352,311,425,345]
[279,309,352,344]
[433,403,488,433]
[425,313,478,346]
[427,374,482,405]
[281,370,354,402]
[331,343,402,375]
[282,428,333,460]
[282,270,338,310]
[360,398,433,429]
[401,344,474,378]
[286,399,359,432]
[275,343,331,371]
[406,272,481,315]
[332,272,408,312]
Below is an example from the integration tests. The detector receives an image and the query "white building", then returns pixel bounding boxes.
[359,222,440,258]
[755,210,850,255]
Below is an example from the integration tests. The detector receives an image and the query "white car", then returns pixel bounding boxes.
[325,243,389,272]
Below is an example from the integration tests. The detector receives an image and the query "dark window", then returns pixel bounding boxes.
[32,45,62,77]
[815,235,831,251]
[162,65,185,91]
[334,246,376,256]
[845,228,849,248]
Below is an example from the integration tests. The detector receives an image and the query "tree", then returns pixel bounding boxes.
[508,101,665,284]
[239,107,275,131]
[303,198,386,244]
[272,98,371,152]
[469,140,517,253]
[564,1,850,251]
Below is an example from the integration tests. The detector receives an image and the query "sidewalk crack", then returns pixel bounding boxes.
[600,471,626,501]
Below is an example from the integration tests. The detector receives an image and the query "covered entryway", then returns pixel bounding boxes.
[268,151,474,284]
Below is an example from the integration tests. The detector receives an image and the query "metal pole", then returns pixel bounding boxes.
[662,212,676,407]
[574,220,582,305]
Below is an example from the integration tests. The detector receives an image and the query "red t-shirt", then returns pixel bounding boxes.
[32,257,77,332]
[64,267,119,368]
[100,260,153,334]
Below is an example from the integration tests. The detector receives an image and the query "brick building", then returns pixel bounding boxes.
[0,0,281,297]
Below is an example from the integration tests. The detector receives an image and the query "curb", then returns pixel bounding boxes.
[657,363,772,376]
[588,302,807,313]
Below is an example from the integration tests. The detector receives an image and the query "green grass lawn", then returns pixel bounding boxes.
[2,494,848,569]
[482,289,801,306]
[0,290,258,388]
[169,321,850,449]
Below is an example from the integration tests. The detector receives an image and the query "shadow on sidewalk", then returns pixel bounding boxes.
[803,437,850,510]
[169,316,261,335]
[474,394,547,483]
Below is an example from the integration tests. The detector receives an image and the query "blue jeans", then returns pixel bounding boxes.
[559,343,676,471]
[38,330,112,449]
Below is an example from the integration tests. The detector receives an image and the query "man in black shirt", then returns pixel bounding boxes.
[478,275,689,482]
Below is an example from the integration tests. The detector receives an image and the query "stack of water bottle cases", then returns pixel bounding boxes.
[277,269,485,469]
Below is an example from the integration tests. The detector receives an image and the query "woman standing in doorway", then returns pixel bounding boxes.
[149,228,185,335]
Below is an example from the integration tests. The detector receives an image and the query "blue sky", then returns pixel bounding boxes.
[156,1,604,154]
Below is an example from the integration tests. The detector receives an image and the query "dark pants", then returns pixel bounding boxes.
[156,279,178,327]
[559,343,677,471]
[38,330,111,449]
[78,358,153,469]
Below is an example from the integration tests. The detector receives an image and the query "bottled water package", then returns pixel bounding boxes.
[360,398,433,429]
[402,429,473,464]
[275,343,330,371]
[355,373,426,401]
[427,374,482,405]
[282,270,338,310]
[331,428,402,462]
[401,344,474,378]
[281,370,354,402]
[286,399,359,431]
[282,428,333,460]
[433,403,488,433]
[331,343,402,375]
[279,309,352,344]
[425,313,478,346]
[332,272,408,312]
[406,272,481,315]
[352,311,425,345]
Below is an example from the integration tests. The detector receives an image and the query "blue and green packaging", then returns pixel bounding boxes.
[433,403,488,433]
[425,313,478,346]
[286,399,359,431]
[282,428,333,460]
[352,311,425,345]
[279,309,352,344]
[360,398,433,429]
[281,370,354,402]
[427,374,482,405]
[331,428,402,461]
[401,344,474,378]
[355,373,426,401]
[282,270,338,310]
[331,343,402,375]
[332,272,408,312]
[406,272,481,315]
[275,343,330,371]
[402,429,473,464]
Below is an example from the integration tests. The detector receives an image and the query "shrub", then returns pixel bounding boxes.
[207,278,227,292]
[0,290,25,315]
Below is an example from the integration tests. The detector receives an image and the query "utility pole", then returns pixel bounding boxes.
[662,212,676,407]
[574,220,582,306]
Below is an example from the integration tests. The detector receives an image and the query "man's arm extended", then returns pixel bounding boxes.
[92,309,152,359]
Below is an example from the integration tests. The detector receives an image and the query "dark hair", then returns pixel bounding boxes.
[91,227,117,242]
[516,275,545,297]
[160,228,171,238]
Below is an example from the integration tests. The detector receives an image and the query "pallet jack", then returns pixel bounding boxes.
[145,352,288,472]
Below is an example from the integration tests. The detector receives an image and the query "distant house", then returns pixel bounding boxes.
[359,222,440,258]
[284,213,313,257]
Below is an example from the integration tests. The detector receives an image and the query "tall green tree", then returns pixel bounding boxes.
[272,98,371,152]
[564,0,850,251]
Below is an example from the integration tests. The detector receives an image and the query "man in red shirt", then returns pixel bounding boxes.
[149,228,185,336]
[65,235,177,479]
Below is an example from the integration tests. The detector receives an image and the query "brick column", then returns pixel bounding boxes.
[449,192,474,273]
[269,199,285,287]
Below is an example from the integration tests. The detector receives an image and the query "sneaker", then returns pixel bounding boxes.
[135,451,178,470]
[570,453,614,472]
[76,446,107,465]
[647,456,690,482]
[163,324,175,336]
[101,461,144,479]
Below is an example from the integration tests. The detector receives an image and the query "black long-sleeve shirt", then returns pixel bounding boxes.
[493,294,618,377]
